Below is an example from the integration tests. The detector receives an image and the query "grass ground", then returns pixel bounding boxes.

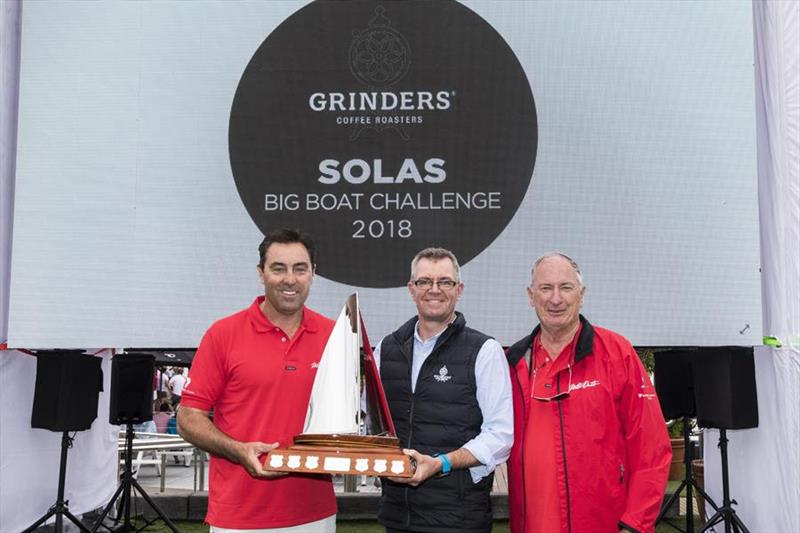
[133,517,703,532]
[129,519,503,532]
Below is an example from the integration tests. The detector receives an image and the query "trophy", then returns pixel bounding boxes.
[264,293,413,477]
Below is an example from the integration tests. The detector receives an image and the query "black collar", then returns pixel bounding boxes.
[391,311,466,347]
[506,315,595,367]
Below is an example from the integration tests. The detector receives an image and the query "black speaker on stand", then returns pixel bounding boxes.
[90,352,178,533]
[22,349,103,533]
[655,347,758,533]
[654,349,720,533]
[694,347,757,533]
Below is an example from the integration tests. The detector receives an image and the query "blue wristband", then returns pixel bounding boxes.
[435,453,452,475]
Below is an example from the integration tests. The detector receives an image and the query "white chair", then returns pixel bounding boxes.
[126,449,162,479]
[163,448,194,467]
[121,430,162,479]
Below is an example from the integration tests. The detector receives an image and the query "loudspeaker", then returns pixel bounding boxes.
[109,352,155,425]
[31,350,103,432]
[655,349,697,419]
[692,346,758,429]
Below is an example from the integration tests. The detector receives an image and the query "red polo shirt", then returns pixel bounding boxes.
[524,327,581,533]
[181,297,336,529]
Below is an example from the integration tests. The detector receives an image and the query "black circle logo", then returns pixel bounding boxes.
[230,0,537,287]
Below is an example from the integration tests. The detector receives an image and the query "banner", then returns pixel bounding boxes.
[9,1,760,347]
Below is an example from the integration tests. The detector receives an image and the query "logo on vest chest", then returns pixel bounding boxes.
[433,365,452,383]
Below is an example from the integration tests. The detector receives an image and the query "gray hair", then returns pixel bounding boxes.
[531,252,584,287]
[410,247,461,281]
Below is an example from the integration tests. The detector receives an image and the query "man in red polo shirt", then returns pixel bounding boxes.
[506,253,671,533]
[178,229,336,532]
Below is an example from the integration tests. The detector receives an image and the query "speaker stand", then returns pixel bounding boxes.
[656,418,720,533]
[22,432,92,533]
[89,425,179,533]
[699,429,750,533]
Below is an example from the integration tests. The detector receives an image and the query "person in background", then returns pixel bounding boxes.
[505,252,671,533]
[156,368,171,401]
[166,411,178,435]
[153,400,173,433]
[177,229,336,532]
[168,367,187,407]
[133,418,157,434]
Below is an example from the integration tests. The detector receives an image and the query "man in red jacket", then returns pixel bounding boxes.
[506,252,671,533]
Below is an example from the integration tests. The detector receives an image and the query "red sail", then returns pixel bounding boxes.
[360,315,397,437]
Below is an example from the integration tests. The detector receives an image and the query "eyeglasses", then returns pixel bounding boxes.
[531,364,572,401]
[412,278,459,290]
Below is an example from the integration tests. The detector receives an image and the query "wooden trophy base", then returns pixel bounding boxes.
[264,434,414,478]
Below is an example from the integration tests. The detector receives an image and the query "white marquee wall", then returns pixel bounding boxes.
[1,1,798,531]
[0,350,118,531]
[703,2,800,532]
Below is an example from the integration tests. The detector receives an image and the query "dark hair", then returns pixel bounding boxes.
[258,228,317,268]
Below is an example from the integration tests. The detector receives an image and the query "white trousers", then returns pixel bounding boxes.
[210,514,336,533]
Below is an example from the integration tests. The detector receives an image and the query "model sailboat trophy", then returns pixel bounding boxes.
[265,293,413,477]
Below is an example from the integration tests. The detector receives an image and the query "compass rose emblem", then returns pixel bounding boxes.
[434,365,452,383]
[349,6,411,87]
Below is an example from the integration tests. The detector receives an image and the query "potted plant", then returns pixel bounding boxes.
[667,419,687,480]
[636,348,705,516]
[636,348,688,481]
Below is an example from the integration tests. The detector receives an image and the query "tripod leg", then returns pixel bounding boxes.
[62,509,93,533]
[89,482,126,533]
[677,415,698,533]
[685,479,694,533]
[129,477,180,533]
[692,483,721,513]
[730,511,750,533]
[657,479,688,523]
[21,508,57,533]
[699,509,724,533]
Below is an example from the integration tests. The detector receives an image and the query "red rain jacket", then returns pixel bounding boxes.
[506,316,671,533]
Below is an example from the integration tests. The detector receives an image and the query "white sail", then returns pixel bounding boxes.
[303,293,361,434]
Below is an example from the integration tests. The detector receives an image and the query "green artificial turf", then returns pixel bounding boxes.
[128,517,702,532]
[123,519,507,532]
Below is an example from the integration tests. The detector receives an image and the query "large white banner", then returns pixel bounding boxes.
[9,0,760,348]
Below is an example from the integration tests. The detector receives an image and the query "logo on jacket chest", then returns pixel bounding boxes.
[433,365,452,383]
[639,376,656,399]
[568,379,600,392]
